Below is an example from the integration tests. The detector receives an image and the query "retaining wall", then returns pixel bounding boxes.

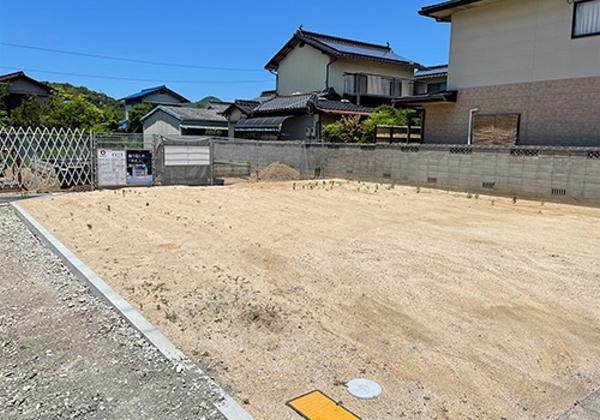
[213,140,600,204]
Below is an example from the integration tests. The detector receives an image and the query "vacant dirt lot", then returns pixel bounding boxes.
[22,181,600,419]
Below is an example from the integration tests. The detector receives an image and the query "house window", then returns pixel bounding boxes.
[357,75,368,94]
[380,77,394,96]
[573,0,600,38]
[472,113,521,145]
[427,82,447,94]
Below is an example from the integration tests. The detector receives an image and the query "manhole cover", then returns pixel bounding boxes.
[346,378,382,400]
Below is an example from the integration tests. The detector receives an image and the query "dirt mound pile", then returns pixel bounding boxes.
[257,162,300,182]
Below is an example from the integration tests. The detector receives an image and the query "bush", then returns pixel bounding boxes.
[322,106,414,144]
[322,115,365,143]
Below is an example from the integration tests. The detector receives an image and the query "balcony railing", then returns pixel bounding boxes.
[343,73,404,97]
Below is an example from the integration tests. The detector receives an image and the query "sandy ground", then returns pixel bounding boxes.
[22,181,600,419]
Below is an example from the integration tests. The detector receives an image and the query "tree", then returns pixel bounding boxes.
[126,103,155,133]
[9,96,44,127]
[361,105,411,142]
[43,92,106,131]
[0,83,10,127]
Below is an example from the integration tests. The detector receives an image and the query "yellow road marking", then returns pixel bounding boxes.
[287,390,360,420]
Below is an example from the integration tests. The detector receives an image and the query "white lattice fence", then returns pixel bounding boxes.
[0,127,94,193]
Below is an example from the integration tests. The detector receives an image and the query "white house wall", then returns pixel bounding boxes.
[448,0,600,90]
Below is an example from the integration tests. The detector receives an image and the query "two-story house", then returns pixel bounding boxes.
[265,27,422,107]
[396,0,600,147]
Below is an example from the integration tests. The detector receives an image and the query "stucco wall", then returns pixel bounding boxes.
[276,44,416,96]
[281,115,318,141]
[448,0,600,89]
[277,45,330,95]
[329,58,415,96]
[422,76,600,147]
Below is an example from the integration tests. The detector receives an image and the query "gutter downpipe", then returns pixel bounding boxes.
[467,107,479,145]
[268,69,278,93]
[326,57,338,90]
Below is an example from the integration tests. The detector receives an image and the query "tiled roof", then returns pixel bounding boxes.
[235,116,293,132]
[254,93,315,114]
[120,85,190,103]
[253,92,373,116]
[266,28,422,71]
[141,105,227,123]
[315,100,373,116]
[235,100,261,114]
[0,71,51,94]
[415,65,449,79]
[205,101,232,113]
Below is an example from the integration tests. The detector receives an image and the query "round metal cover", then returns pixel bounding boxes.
[346,378,382,400]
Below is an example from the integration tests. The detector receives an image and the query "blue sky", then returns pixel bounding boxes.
[0,0,449,102]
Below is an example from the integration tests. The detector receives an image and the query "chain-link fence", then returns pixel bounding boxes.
[0,127,94,193]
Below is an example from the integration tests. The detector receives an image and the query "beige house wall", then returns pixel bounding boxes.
[448,0,600,90]
[276,44,416,96]
[328,58,415,96]
[276,45,330,95]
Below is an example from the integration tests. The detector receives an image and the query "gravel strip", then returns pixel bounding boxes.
[0,206,225,419]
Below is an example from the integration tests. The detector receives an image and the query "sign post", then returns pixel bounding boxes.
[97,149,126,187]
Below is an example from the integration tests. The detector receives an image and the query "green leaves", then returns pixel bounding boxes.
[322,105,412,143]
[0,82,124,130]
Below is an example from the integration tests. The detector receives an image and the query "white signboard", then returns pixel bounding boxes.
[97,149,126,187]
[164,145,210,166]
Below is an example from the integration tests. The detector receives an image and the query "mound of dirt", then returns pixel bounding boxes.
[257,162,300,182]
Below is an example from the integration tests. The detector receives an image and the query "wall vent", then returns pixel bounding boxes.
[427,177,437,184]
[449,147,472,155]
[482,182,495,189]
[510,149,540,157]
[552,188,567,196]
[588,151,600,159]
[346,169,354,175]
[400,146,420,153]
[383,172,391,179]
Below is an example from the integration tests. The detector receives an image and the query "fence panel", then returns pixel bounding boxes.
[0,127,93,193]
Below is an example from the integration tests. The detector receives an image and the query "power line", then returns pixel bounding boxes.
[0,42,265,72]
[0,65,272,85]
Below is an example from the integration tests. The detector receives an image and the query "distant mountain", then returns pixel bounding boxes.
[195,96,222,108]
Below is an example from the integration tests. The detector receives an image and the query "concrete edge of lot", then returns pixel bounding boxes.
[10,201,254,420]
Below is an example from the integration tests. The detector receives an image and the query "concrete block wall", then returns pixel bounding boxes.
[213,140,600,205]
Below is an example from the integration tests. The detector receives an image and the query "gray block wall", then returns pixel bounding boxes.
[213,140,600,204]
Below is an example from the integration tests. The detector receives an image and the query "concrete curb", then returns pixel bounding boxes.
[11,202,254,420]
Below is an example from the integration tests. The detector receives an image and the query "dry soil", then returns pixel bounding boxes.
[22,181,600,419]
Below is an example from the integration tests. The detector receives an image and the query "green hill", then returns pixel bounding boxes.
[195,96,222,108]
